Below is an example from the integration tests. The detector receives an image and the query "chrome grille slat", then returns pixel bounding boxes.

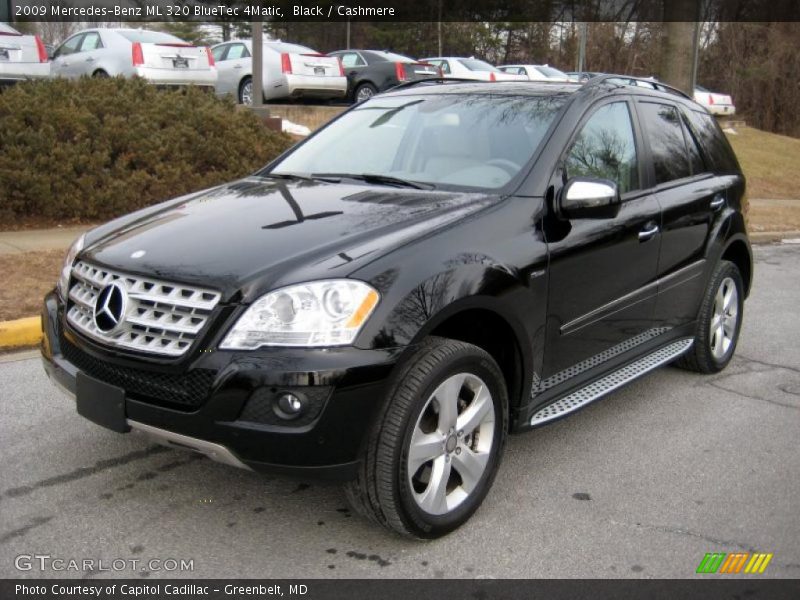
[66,260,221,357]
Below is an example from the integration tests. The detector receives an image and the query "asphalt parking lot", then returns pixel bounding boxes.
[1,243,798,579]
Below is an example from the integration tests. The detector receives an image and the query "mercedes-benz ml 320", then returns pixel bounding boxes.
[42,76,752,538]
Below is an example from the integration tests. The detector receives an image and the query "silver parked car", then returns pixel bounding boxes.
[49,28,216,89]
[0,22,50,84]
[498,64,570,82]
[211,40,347,104]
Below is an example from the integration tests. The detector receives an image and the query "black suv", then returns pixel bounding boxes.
[42,76,751,538]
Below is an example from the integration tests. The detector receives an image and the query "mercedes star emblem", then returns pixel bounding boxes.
[93,281,128,333]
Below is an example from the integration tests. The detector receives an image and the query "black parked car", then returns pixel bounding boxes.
[42,76,751,538]
[327,49,440,102]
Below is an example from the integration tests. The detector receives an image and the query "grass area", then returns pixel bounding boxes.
[0,249,62,321]
[726,126,800,200]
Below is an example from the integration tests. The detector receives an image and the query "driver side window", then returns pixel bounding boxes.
[565,101,639,194]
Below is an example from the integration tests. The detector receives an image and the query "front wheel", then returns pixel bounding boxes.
[345,337,508,538]
[676,260,744,373]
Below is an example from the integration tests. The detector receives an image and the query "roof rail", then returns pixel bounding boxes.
[584,74,692,100]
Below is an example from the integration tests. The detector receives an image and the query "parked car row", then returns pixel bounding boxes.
[1,23,737,115]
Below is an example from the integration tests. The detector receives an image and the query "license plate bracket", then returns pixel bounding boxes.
[76,372,129,433]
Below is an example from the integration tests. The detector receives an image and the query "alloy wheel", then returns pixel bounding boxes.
[709,276,739,360]
[407,373,496,516]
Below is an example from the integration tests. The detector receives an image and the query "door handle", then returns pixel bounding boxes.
[638,223,660,242]
[85,57,94,62]
[710,194,725,210]
[233,63,242,69]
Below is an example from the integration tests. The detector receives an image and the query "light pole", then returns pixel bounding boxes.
[251,20,263,108]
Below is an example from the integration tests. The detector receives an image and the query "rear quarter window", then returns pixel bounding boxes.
[683,108,740,174]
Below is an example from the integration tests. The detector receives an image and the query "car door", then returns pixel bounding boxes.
[635,100,723,328]
[543,98,663,378]
[50,33,84,78]
[215,42,251,98]
[333,51,367,94]
[74,31,104,76]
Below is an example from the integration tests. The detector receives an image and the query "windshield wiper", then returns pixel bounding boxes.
[311,173,434,190]
[258,172,317,182]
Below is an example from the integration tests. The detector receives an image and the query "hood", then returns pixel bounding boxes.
[82,177,499,302]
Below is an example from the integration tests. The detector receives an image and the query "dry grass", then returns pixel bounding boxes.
[726,126,800,200]
[0,249,62,321]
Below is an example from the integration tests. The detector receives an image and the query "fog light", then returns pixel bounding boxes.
[274,393,304,420]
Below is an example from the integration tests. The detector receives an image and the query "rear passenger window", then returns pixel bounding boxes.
[684,109,740,173]
[638,102,691,184]
[565,101,639,194]
[227,44,249,60]
[681,116,706,175]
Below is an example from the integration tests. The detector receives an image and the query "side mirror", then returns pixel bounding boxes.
[558,177,621,219]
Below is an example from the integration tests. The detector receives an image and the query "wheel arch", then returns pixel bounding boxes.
[721,235,753,297]
[409,297,532,420]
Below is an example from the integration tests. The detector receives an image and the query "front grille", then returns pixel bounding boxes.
[66,260,221,357]
[60,331,216,409]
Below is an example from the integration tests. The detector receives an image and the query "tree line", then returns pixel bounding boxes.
[18,19,800,138]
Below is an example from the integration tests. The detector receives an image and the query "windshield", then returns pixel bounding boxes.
[118,30,186,44]
[0,23,21,35]
[458,59,498,72]
[365,51,415,63]
[536,66,568,78]
[268,93,567,190]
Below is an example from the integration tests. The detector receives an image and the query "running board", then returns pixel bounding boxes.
[530,338,694,427]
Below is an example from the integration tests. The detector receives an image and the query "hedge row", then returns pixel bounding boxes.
[0,77,293,224]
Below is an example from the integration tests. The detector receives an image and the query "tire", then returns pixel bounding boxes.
[354,82,377,103]
[238,76,254,105]
[92,70,109,78]
[676,260,744,374]
[345,337,508,538]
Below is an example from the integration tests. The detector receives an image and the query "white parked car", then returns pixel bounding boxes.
[0,22,50,84]
[211,40,347,104]
[50,28,216,89]
[498,64,570,82]
[694,85,736,116]
[420,57,527,82]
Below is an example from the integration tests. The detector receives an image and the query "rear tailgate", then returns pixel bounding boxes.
[287,53,341,77]
[139,42,212,71]
[0,32,38,64]
[404,62,441,80]
[710,92,733,106]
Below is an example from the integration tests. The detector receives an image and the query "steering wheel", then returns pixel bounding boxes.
[487,158,522,175]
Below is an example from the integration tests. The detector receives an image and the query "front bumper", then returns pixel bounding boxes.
[41,291,404,481]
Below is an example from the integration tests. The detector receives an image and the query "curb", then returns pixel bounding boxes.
[0,317,41,349]
[749,231,800,244]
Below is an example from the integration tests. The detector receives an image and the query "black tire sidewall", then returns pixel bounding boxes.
[239,77,253,105]
[393,349,507,537]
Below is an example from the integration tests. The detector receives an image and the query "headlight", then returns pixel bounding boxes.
[57,234,86,301]
[220,280,380,349]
